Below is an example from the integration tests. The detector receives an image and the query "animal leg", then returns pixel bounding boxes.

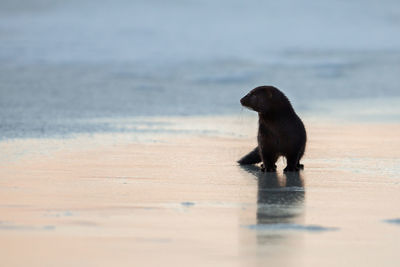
[284,153,300,172]
[296,144,305,169]
[261,152,278,172]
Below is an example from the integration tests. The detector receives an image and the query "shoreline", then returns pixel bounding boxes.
[1,118,400,266]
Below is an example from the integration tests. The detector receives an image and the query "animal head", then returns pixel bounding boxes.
[240,86,291,114]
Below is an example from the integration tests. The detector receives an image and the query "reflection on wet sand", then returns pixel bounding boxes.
[2,123,400,266]
[258,172,304,222]
[240,165,305,245]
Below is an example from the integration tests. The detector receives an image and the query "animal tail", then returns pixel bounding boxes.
[237,147,261,165]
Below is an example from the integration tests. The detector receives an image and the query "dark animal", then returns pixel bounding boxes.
[238,86,306,172]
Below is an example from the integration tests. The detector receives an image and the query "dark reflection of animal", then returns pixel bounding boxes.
[240,165,305,246]
[257,172,304,225]
[240,165,305,224]
[238,86,307,172]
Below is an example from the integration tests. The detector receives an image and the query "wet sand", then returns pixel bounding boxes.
[1,119,400,267]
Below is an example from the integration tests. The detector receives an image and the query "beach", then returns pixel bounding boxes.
[1,0,400,265]
[1,118,400,267]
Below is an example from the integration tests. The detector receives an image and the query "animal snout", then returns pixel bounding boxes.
[240,95,249,106]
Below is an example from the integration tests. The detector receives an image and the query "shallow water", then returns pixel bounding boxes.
[1,0,400,139]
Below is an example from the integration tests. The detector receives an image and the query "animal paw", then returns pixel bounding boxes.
[284,166,299,172]
[261,163,276,172]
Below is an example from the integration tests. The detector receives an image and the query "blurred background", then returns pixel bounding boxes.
[1,0,400,139]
